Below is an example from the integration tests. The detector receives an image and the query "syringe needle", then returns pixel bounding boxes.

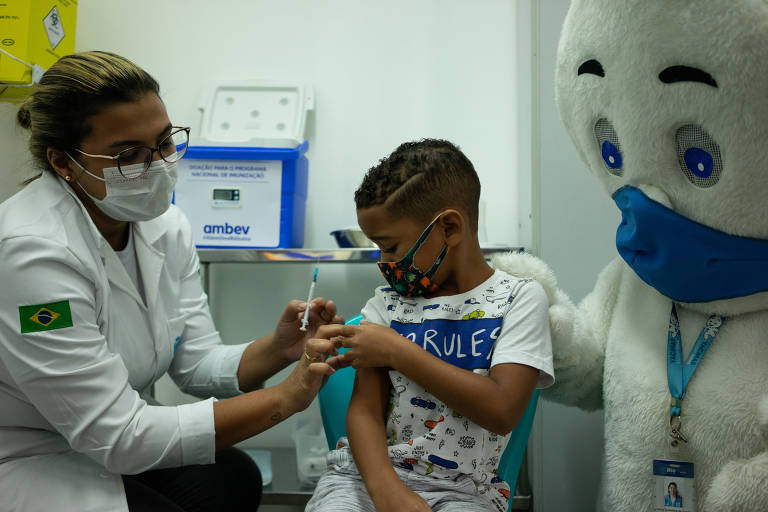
[300,266,319,332]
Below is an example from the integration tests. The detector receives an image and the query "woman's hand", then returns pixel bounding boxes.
[215,337,343,449]
[273,298,343,363]
[278,337,344,414]
[314,322,408,369]
[235,298,343,392]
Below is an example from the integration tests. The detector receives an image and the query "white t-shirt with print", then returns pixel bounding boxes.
[357,269,554,491]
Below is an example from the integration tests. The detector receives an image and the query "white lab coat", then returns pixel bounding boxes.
[0,172,249,511]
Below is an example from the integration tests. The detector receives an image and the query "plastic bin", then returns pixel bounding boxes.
[174,80,314,248]
[292,416,328,486]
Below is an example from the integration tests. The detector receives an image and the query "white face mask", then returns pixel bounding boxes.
[66,154,178,222]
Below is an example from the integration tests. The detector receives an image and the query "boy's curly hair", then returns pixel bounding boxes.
[354,139,480,231]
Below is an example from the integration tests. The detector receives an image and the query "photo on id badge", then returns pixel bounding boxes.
[653,459,694,511]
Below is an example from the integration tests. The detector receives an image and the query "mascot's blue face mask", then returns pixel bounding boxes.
[613,185,768,303]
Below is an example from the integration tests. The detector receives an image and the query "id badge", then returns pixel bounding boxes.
[653,459,695,511]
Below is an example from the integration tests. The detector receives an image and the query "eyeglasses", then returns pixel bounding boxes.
[73,126,190,179]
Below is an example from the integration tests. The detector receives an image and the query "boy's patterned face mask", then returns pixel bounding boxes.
[377,215,449,298]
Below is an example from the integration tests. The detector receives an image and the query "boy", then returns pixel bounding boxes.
[306,139,554,512]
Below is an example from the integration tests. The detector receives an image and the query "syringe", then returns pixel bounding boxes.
[300,266,319,331]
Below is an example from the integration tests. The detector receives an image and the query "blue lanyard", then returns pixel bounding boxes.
[667,304,725,418]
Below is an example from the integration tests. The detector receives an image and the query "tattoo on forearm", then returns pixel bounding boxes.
[271,412,282,423]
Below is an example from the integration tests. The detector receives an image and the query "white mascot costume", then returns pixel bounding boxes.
[493,1,768,510]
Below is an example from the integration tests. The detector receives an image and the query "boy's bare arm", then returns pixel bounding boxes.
[338,323,539,435]
[347,367,430,511]
[347,367,395,496]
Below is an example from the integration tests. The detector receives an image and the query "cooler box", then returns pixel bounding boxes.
[175,142,308,248]
[174,81,314,248]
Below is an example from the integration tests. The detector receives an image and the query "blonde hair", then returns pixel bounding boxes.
[17,51,160,173]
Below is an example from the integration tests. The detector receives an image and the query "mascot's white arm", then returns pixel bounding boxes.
[491,252,622,411]
[703,394,768,512]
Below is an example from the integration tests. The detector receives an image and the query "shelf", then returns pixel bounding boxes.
[198,246,522,263]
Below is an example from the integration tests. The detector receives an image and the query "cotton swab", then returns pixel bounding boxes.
[300,266,319,331]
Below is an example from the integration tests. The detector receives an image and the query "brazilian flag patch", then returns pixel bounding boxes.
[19,300,73,333]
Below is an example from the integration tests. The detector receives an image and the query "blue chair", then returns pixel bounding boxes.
[317,315,540,510]
[318,315,363,451]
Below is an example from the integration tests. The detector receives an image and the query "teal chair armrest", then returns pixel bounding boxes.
[498,389,540,491]
[318,314,362,450]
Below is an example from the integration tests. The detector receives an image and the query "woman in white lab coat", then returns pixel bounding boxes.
[0,51,341,512]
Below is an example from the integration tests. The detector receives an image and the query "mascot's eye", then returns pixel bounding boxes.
[675,125,723,188]
[594,118,623,176]
[578,59,605,77]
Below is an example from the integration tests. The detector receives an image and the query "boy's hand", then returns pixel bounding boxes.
[373,486,431,512]
[332,322,409,369]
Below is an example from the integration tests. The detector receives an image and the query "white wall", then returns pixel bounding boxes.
[525,1,619,511]
[71,0,528,454]
[75,0,523,248]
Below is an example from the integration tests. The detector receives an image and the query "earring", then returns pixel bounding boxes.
[64,175,71,182]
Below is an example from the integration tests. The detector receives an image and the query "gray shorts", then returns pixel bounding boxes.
[305,450,508,512]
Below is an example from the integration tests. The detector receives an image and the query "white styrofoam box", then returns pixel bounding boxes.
[196,80,314,146]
